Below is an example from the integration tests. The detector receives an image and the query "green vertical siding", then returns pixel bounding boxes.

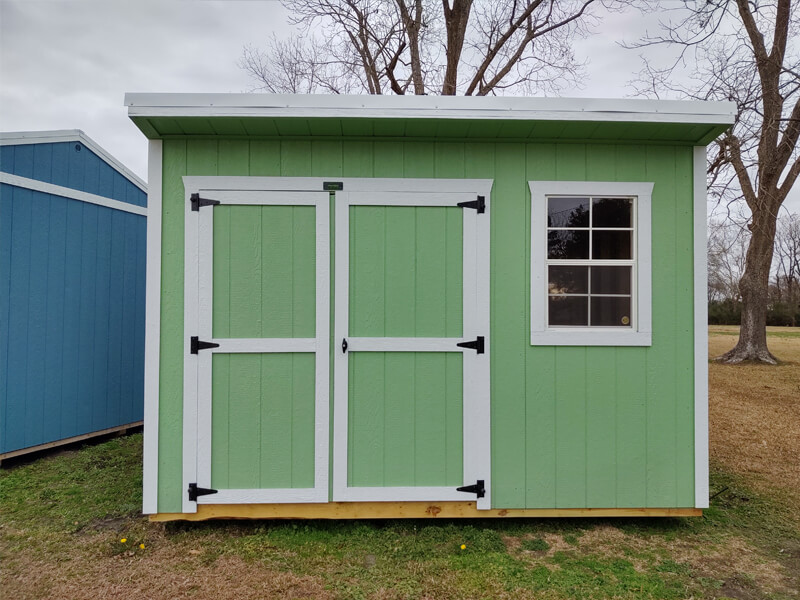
[157,136,697,512]
[346,203,464,488]
[208,203,317,489]
[212,205,316,339]
[348,352,463,487]
[211,353,315,489]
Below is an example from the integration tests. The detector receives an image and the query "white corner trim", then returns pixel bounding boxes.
[142,140,162,514]
[0,172,147,216]
[125,93,736,127]
[693,147,710,509]
[529,181,653,347]
[0,129,147,192]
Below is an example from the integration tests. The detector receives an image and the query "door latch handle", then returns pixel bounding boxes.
[342,338,348,353]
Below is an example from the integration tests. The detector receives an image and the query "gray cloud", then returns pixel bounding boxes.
[0,0,796,214]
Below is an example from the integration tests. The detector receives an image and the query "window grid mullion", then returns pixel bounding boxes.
[544,193,637,329]
[587,265,592,325]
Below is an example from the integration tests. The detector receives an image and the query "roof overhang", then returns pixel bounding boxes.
[0,129,147,192]
[125,93,735,145]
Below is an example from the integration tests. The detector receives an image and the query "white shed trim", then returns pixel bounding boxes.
[693,147,710,509]
[182,182,331,507]
[333,180,493,509]
[0,129,147,192]
[529,180,653,347]
[0,172,147,216]
[125,93,736,126]
[142,140,162,514]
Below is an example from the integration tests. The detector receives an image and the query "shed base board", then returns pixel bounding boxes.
[150,503,701,521]
[0,421,144,464]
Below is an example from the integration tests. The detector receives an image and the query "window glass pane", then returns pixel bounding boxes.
[549,296,588,326]
[592,230,632,259]
[548,230,589,259]
[548,197,589,228]
[592,198,632,228]
[591,266,632,295]
[549,266,588,294]
[590,296,631,327]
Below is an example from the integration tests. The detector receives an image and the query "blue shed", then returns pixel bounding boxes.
[0,130,147,462]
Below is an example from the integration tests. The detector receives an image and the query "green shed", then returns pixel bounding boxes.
[126,93,734,521]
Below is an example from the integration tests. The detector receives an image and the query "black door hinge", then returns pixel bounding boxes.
[457,195,485,213]
[457,336,485,354]
[191,336,220,354]
[190,193,220,211]
[188,483,218,502]
[457,480,485,498]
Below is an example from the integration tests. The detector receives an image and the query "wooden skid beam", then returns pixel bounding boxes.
[0,421,143,464]
[151,502,701,521]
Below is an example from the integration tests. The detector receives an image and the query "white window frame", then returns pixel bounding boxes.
[182,178,330,513]
[530,181,653,347]
[333,179,493,510]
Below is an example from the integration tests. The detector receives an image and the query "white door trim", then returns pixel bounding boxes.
[183,184,330,512]
[332,181,492,509]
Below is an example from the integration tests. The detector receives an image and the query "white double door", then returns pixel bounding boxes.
[182,177,492,513]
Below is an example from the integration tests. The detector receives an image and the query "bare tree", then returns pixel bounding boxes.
[240,0,608,96]
[773,212,800,324]
[708,218,749,303]
[628,0,800,363]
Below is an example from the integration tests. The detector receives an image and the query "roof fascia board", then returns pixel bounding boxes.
[1,129,147,192]
[124,93,736,127]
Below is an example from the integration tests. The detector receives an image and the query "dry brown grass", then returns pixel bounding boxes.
[708,327,800,514]
[1,529,333,600]
[504,525,798,598]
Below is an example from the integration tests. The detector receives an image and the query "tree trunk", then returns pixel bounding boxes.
[717,207,779,364]
[441,0,472,95]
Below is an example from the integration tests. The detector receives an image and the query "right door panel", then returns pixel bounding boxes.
[333,187,492,509]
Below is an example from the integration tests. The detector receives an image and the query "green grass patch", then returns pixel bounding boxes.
[521,537,550,551]
[0,435,142,532]
[1,435,798,600]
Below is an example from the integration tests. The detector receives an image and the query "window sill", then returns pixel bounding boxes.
[530,330,652,347]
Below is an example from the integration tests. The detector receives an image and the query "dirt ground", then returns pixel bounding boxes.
[708,327,800,514]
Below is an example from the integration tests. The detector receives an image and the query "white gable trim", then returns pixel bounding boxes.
[0,172,147,216]
[0,129,147,192]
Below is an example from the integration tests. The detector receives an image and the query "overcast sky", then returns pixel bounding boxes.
[1,0,797,214]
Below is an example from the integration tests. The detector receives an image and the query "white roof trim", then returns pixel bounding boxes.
[0,129,147,192]
[0,172,147,216]
[125,93,736,126]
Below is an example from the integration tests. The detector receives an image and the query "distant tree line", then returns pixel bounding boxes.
[708,212,800,326]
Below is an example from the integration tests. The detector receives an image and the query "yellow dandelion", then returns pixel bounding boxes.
[460,544,466,550]
[139,543,145,550]
[120,538,127,543]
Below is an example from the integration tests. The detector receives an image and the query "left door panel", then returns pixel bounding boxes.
[183,188,330,513]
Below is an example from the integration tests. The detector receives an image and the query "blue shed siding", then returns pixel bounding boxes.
[0,141,146,207]
[0,138,146,456]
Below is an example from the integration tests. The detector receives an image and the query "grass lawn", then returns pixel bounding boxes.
[1,329,798,599]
